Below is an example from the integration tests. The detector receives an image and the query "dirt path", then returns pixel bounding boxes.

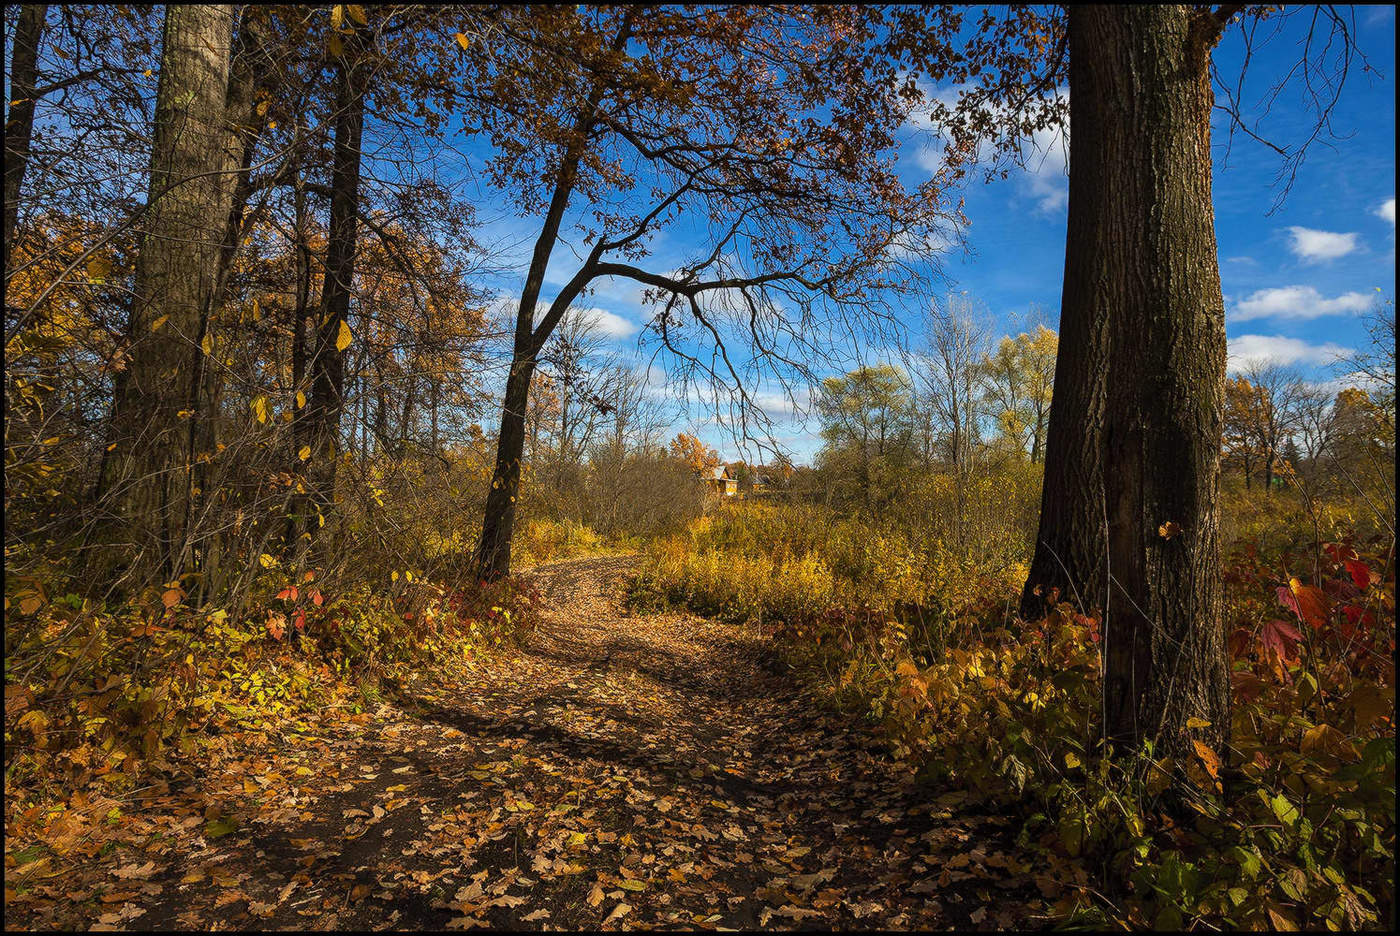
[11,556,1053,931]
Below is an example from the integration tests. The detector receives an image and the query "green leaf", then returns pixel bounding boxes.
[205,818,238,839]
[1229,846,1260,880]
[1270,794,1299,828]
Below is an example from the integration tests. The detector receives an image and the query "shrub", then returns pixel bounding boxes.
[633,499,1396,930]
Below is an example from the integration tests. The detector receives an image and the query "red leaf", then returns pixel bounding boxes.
[293,609,306,632]
[1259,618,1302,663]
[309,588,323,607]
[277,586,299,601]
[1324,542,1350,564]
[1344,559,1371,591]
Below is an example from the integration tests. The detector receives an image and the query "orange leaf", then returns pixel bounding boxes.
[1287,578,1329,628]
[1191,739,1220,779]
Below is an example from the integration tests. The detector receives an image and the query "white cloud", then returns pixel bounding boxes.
[752,391,798,418]
[1019,126,1068,213]
[1307,371,1390,397]
[1226,334,1351,372]
[1285,226,1360,263]
[887,226,959,261]
[1231,285,1371,322]
[905,80,1068,213]
[567,306,637,339]
[1376,198,1396,225]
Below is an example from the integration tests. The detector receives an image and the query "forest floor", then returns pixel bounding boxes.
[6,555,1062,931]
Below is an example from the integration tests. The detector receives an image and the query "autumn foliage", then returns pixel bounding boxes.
[634,492,1395,929]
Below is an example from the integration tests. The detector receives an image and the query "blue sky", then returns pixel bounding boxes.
[461,7,1396,465]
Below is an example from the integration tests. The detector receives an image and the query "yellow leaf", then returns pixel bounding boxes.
[296,391,307,409]
[86,255,111,282]
[298,445,311,462]
[330,4,343,29]
[1064,752,1080,769]
[455,32,470,50]
[201,332,213,355]
[1186,717,1212,729]
[895,660,919,678]
[259,553,277,569]
[150,314,169,333]
[251,298,261,321]
[256,100,268,117]
[1300,723,1358,762]
[336,319,353,352]
[328,33,343,57]
[251,395,269,424]
[346,4,367,25]
[1158,521,1181,540]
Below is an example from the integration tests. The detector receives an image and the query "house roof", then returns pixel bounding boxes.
[704,465,729,481]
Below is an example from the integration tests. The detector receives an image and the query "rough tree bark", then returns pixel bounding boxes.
[96,4,247,586]
[1077,5,1231,756]
[1017,30,1111,620]
[298,22,369,556]
[3,3,46,271]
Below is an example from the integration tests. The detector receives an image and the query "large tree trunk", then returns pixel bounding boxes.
[1080,5,1231,757]
[96,5,244,587]
[3,3,45,272]
[1017,31,1112,620]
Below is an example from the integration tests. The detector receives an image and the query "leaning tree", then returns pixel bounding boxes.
[455,5,966,579]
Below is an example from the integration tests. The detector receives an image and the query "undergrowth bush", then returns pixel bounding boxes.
[3,565,537,810]
[633,501,1396,930]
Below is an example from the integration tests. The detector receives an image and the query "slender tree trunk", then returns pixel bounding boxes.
[1081,5,1230,756]
[430,378,440,452]
[287,180,313,552]
[96,5,243,587]
[398,372,416,457]
[473,11,635,581]
[477,355,537,578]
[1018,9,1113,622]
[3,3,45,272]
[303,24,368,548]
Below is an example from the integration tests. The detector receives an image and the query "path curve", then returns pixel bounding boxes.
[25,555,1050,931]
